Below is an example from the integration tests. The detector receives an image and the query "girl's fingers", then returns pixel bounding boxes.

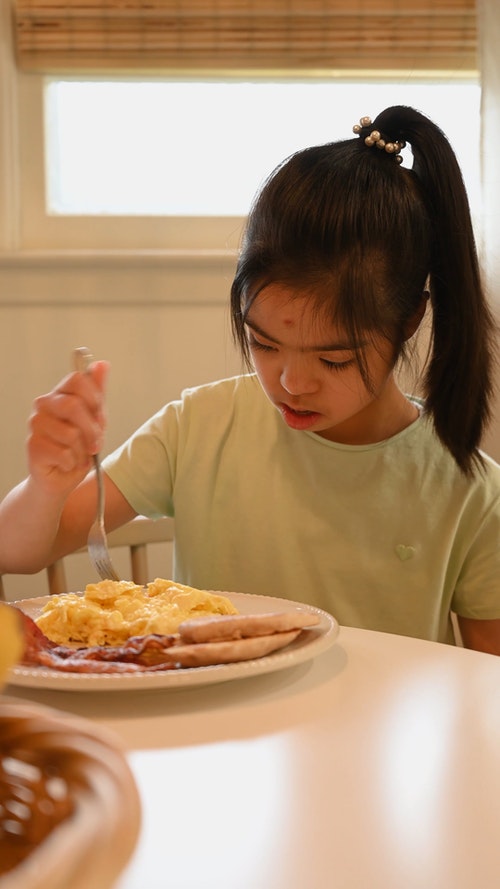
[29,437,91,477]
[29,400,101,459]
[44,360,109,417]
[29,418,91,469]
[26,361,110,487]
[31,367,108,453]
[91,359,110,393]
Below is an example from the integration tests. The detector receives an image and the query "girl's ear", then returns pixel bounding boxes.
[404,291,429,340]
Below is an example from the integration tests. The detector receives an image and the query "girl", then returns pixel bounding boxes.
[1,105,499,653]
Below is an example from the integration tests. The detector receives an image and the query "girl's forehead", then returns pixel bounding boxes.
[250,285,339,335]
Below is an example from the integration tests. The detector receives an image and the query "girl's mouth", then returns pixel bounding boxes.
[279,403,322,430]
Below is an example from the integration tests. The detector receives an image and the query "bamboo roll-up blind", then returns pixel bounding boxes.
[13,1,477,74]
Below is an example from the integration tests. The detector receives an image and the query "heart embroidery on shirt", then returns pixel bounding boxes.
[396,544,416,561]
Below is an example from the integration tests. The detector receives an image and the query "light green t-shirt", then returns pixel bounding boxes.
[103,374,500,645]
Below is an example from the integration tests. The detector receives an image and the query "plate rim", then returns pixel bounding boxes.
[7,591,339,692]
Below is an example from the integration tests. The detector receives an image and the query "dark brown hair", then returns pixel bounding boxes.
[230,105,496,475]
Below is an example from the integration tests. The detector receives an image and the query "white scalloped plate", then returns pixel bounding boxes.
[7,592,339,692]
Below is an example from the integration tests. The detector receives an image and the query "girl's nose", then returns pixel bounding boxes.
[280,361,319,396]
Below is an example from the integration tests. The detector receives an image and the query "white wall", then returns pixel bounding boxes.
[0,255,241,495]
[0,256,242,598]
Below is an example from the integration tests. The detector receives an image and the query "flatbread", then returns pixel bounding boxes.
[168,629,302,667]
[178,610,320,644]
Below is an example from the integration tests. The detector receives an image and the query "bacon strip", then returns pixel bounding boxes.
[12,607,180,674]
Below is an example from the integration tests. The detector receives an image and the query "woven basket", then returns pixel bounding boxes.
[0,697,141,889]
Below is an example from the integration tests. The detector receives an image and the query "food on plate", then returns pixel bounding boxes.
[34,577,239,646]
[168,629,302,667]
[178,610,320,643]
[11,603,321,674]
[18,609,178,673]
[171,610,321,666]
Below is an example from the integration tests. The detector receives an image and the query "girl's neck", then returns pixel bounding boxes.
[317,384,420,446]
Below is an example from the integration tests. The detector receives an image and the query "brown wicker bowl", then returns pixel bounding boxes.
[0,696,141,889]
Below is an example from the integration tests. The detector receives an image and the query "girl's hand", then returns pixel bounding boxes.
[27,360,110,499]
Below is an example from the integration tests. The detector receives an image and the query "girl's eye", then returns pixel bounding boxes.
[248,335,276,353]
[320,357,354,372]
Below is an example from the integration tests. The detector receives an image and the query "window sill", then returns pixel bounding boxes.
[0,248,237,269]
[0,248,238,306]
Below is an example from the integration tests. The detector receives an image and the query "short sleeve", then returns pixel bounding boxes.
[102,401,181,518]
[452,494,500,619]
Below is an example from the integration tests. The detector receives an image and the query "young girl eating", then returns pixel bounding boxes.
[1,105,499,654]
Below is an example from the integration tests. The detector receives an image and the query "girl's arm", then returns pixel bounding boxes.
[0,359,135,574]
[457,616,500,656]
[0,472,135,574]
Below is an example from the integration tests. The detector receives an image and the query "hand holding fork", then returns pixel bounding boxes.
[73,347,120,582]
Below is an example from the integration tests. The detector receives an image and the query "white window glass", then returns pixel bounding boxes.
[45,79,480,219]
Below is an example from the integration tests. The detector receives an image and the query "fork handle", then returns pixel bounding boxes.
[72,347,105,517]
[73,346,94,374]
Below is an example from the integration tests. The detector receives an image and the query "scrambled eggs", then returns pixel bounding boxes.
[35,578,239,646]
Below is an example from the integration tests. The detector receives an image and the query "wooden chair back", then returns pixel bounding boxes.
[0,516,174,600]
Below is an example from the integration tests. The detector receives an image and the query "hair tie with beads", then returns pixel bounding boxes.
[352,116,405,164]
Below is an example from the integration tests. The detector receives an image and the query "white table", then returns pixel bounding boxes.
[8,627,500,889]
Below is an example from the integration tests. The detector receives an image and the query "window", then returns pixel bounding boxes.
[16,74,480,251]
[45,78,481,220]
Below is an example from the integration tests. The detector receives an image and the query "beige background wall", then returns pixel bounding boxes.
[0,257,241,598]
[0,256,241,490]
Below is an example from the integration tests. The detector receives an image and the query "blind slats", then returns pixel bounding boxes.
[13,0,475,13]
[14,2,477,73]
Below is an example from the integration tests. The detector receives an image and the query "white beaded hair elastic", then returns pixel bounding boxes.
[352,116,405,164]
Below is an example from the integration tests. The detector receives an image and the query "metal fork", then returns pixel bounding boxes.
[73,347,120,582]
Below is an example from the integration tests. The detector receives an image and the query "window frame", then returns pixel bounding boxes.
[18,73,482,251]
[16,74,246,251]
[0,0,480,258]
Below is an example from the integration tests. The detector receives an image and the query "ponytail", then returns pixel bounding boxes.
[371,106,496,474]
